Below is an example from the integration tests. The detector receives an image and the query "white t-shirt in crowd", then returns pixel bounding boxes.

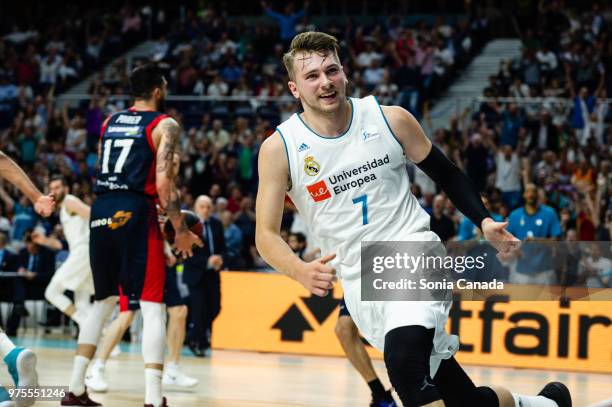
[495,152,521,192]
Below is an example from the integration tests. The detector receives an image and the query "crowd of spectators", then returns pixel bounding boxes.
[411,1,612,288]
[0,1,609,339]
[0,2,490,270]
[150,1,488,122]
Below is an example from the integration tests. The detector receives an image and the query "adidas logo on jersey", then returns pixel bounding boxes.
[306,180,331,202]
[298,142,310,152]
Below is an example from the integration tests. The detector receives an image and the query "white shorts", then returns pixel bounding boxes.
[52,244,94,294]
[341,230,459,375]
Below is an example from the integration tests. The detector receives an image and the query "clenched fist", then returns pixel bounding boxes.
[295,253,337,297]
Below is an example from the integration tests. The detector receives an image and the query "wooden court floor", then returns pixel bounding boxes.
[0,339,609,406]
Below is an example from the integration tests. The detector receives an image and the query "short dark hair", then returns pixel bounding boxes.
[290,232,306,244]
[129,64,165,99]
[49,174,68,186]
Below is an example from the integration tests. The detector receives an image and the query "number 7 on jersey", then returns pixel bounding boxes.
[352,194,368,225]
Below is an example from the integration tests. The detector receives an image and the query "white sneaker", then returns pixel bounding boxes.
[162,369,198,388]
[4,347,38,407]
[84,362,108,393]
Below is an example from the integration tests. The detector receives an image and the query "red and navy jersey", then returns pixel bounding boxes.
[95,108,168,197]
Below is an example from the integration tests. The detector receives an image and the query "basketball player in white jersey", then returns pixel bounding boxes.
[0,151,54,407]
[256,32,572,407]
[32,176,93,327]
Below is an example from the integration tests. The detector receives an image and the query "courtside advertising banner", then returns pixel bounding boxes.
[212,271,611,374]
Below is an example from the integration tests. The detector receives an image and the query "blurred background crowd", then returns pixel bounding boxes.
[0,0,610,339]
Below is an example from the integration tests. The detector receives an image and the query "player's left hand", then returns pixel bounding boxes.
[174,230,204,259]
[34,194,55,217]
[481,218,521,262]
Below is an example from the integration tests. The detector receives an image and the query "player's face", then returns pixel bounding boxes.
[49,180,67,204]
[288,51,348,115]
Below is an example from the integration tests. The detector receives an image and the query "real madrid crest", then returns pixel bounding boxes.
[304,155,320,176]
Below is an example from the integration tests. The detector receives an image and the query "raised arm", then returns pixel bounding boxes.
[261,1,283,20]
[384,105,488,225]
[255,132,335,296]
[564,63,576,99]
[154,117,202,257]
[0,151,54,216]
[381,105,519,258]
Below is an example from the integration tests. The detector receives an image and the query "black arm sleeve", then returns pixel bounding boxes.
[416,145,490,230]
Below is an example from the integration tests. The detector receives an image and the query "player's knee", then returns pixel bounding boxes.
[100,295,118,305]
[78,296,118,345]
[44,285,55,302]
[481,386,506,407]
[96,296,119,319]
[140,301,166,325]
[169,305,188,321]
[335,316,358,342]
[118,311,135,330]
[383,326,441,406]
[44,279,60,301]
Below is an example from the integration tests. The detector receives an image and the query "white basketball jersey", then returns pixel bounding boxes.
[60,194,90,249]
[279,96,430,284]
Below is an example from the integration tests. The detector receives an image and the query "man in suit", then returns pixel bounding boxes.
[183,195,226,357]
[527,108,558,152]
[6,230,56,336]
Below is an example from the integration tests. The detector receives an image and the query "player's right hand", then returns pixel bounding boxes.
[34,195,55,217]
[174,230,203,259]
[296,253,337,297]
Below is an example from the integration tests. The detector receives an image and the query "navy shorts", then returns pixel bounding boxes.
[163,265,185,308]
[119,265,185,311]
[90,192,165,309]
[338,297,351,317]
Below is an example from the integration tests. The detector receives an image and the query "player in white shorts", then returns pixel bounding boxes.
[33,175,93,327]
[0,150,54,407]
[255,32,572,407]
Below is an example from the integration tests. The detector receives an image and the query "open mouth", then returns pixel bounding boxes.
[319,91,337,100]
